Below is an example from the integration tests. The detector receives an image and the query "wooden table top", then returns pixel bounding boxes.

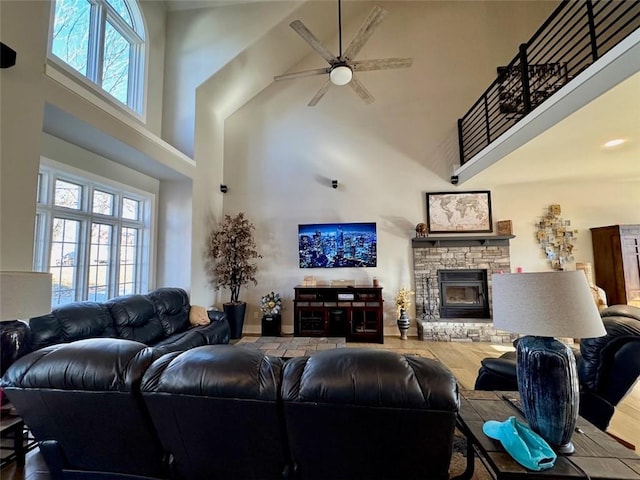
[458,390,640,479]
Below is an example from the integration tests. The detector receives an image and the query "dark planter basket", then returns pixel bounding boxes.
[261,314,281,337]
[223,302,247,339]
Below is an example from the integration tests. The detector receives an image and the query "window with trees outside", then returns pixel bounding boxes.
[35,163,153,307]
[49,0,146,113]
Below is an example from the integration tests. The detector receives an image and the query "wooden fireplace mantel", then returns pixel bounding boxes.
[411,235,515,248]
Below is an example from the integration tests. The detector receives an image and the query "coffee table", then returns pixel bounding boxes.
[453,390,640,479]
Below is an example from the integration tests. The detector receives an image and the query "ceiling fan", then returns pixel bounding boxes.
[274,0,413,106]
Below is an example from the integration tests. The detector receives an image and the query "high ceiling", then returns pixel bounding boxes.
[164,0,639,188]
[164,0,271,11]
[45,1,639,186]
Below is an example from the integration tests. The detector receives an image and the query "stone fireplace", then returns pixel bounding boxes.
[412,235,518,342]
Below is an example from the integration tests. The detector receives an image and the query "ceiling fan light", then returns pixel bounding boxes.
[330,65,353,86]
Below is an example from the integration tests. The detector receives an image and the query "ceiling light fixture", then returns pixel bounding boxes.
[330,65,353,86]
[603,138,626,148]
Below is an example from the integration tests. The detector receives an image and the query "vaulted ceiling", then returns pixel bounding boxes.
[165,0,640,187]
[45,1,639,186]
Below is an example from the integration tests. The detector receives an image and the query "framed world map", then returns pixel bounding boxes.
[426,191,493,234]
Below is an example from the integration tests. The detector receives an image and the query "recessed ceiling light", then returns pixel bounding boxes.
[603,138,626,148]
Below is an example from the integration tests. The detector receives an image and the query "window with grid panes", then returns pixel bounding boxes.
[49,0,146,113]
[35,163,152,307]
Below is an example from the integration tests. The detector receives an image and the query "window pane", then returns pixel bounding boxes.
[119,227,137,295]
[122,197,139,220]
[55,179,82,209]
[102,21,130,105]
[93,190,114,215]
[88,223,112,302]
[36,173,43,204]
[50,218,81,306]
[51,0,91,76]
[106,0,133,26]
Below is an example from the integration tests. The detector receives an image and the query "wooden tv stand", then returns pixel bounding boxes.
[293,285,384,343]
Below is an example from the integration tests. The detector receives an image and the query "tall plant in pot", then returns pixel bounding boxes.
[206,213,261,339]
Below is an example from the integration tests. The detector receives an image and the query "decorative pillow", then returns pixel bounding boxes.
[189,305,211,326]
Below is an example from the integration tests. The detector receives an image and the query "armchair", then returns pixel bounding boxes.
[474,304,640,431]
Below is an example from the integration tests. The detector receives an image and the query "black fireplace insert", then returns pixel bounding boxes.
[438,269,489,319]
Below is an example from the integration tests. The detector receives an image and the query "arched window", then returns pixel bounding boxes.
[49,0,146,114]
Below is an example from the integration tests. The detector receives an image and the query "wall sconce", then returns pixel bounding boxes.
[331,180,338,189]
[220,184,228,193]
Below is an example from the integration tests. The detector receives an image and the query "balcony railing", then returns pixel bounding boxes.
[458,0,640,166]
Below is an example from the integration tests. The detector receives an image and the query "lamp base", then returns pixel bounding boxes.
[516,335,579,453]
[556,442,575,455]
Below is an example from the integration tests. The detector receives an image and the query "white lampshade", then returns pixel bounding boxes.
[0,271,52,321]
[492,271,606,339]
[330,65,353,86]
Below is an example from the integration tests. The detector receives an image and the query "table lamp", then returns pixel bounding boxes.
[491,271,606,454]
[0,271,52,377]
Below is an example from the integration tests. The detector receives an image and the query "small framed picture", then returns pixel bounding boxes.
[496,220,513,236]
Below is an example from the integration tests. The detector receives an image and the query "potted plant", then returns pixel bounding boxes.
[395,287,415,340]
[206,213,261,339]
[260,291,283,336]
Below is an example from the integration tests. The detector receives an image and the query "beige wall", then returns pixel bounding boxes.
[0,1,50,271]
[487,180,640,274]
[199,1,560,335]
[3,0,635,338]
[0,0,190,288]
[162,1,302,156]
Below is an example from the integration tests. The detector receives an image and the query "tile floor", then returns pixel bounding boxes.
[233,335,437,359]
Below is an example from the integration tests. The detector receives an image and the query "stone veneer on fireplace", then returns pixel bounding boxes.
[412,235,519,343]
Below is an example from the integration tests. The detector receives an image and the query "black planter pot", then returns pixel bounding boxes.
[223,302,247,339]
[261,314,281,337]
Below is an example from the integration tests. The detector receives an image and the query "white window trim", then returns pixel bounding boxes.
[35,158,156,305]
[47,0,148,119]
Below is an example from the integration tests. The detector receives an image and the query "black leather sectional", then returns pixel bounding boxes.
[1,340,459,480]
[3,287,230,368]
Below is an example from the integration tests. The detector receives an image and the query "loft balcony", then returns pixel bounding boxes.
[454,0,640,185]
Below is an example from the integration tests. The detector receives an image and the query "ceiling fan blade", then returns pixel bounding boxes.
[308,79,332,106]
[351,57,413,72]
[342,6,387,62]
[349,76,374,104]
[290,20,339,65]
[274,68,330,81]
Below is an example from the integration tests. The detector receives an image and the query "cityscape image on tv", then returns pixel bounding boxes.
[298,222,377,268]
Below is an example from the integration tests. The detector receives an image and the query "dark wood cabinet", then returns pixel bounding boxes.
[293,285,384,343]
[591,225,640,306]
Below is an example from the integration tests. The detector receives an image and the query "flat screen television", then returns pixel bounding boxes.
[298,222,377,268]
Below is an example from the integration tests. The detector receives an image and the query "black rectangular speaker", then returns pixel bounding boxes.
[1,42,17,69]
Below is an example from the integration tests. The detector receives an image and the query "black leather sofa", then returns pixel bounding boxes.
[2,340,459,480]
[18,287,230,361]
[474,304,640,431]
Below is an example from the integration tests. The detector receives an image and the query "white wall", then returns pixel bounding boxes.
[485,179,640,274]
[157,179,193,289]
[41,134,161,195]
[1,0,193,292]
[0,0,51,271]
[162,1,302,156]
[200,1,557,335]
[139,0,168,137]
